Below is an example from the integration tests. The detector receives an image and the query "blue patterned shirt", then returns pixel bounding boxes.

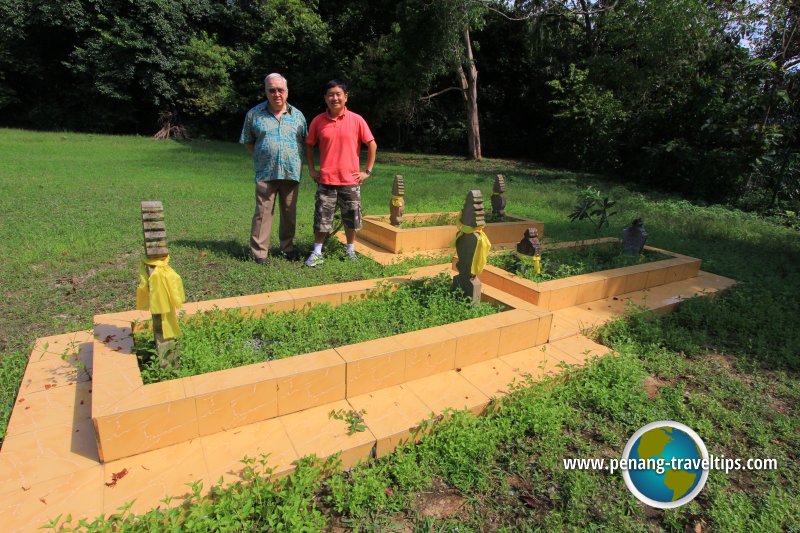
[240,102,307,182]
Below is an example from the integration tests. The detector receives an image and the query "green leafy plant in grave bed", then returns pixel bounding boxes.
[133,274,501,384]
[488,242,672,283]
[569,186,617,236]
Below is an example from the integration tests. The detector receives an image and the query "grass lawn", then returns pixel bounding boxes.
[1,128,798,531]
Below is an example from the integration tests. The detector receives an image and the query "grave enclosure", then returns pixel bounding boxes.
[0,182,736,530]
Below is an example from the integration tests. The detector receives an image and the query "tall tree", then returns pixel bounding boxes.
[395,0,488,160]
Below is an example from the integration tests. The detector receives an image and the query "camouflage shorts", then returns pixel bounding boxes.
[313,184,362,233]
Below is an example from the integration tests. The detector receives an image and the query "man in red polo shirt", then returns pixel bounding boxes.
[305,80,377,266]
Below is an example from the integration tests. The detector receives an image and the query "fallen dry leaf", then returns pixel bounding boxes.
[519,494,541,509]
[105,468,129,488]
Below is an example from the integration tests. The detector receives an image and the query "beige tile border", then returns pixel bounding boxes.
[91,265,553,462]
[470,238,702,311]
[359,212,545,253]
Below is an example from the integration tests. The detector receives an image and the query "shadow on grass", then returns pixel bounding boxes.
[173,239,251,261]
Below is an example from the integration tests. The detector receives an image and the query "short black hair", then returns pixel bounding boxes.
[324,80,348,94]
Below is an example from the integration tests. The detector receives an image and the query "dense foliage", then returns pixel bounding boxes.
[0,0,797,206]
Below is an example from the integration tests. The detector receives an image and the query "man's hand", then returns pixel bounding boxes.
[352,171,369,184]
[309,168,321,183]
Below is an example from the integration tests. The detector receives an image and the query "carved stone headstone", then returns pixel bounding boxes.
[389,175,405,226]
[140,201,177,366]
[491,174,506,218]
[622,217,648,256]
[516,227,541,257]
[452,190,485,302]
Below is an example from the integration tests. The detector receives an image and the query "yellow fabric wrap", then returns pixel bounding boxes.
[453,211,492,276]
[391,195,405,207]
[515,252,542,275]
[136,256,185,339]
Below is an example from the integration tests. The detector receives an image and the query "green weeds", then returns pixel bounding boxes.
[328,408,367,435]
[133,274,500,384]
[489,243,671,283]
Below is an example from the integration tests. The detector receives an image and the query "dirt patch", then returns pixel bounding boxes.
[415,479,467,519]
[643,375,670,399]
[706,352,755,387]
[706,352,736,371]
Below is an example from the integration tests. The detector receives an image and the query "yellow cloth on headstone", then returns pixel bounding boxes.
[454,211,492,276]
[136,256,185,339]
[514,251,535,265]
[391,195,405,207]
[515,251,541,274]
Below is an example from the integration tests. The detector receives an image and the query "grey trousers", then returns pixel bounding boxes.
[250,179,298,260]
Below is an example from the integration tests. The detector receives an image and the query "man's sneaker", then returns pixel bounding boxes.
[346,250,359,261]
[305,252,324,267]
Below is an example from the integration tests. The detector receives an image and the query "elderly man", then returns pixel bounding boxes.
[240,73,307,263]
[305,80,377,266]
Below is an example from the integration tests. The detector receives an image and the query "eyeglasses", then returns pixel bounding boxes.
[268,88,287,94]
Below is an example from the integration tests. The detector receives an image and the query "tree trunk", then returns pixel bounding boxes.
[459,25,481,161]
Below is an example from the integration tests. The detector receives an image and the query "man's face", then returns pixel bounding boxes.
[265,79,288,111]
[324,86,348,114]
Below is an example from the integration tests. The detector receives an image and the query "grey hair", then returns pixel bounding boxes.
[264,73,287,88]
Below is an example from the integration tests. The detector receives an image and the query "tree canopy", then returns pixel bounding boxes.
[0,0,797,207]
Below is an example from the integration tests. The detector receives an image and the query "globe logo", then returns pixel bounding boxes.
[622,421,709,509]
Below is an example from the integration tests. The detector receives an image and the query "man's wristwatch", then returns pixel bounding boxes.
[364,168,371,176]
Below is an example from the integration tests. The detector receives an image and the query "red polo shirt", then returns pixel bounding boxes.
[307,108,374,186]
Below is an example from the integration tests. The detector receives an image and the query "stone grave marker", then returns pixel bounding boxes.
[622,217,648,256]
[516,227,541,257]
[140,201,179,366]
[491,174,506,218]
[516,227,542,274]
[452,190,487,302]
[390,175,405,226]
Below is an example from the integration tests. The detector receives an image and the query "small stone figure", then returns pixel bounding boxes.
[389,175,405,226]
[452,190,491,303]
[491,174,506,218]
[622,217,648,256]
[516,227,541,257]
[137,201,184,367]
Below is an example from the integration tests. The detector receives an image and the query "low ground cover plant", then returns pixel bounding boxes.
[488,241,671,282]
[133,274,501,384]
